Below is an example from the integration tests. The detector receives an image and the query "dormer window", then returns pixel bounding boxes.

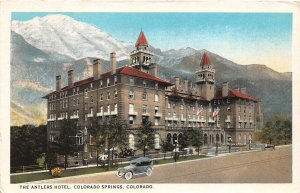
[129,91,134,99]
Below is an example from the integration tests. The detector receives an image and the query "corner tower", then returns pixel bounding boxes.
[195,52,215,101]
[129,31,157,76]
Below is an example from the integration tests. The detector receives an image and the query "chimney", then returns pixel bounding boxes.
[222,82,228,97]
[152,64,158,77]
[110,52,116,74]
[56,75,61,91]
[175,77,180,89]
[241,87,246,94]
[68,70,74,87]
[184,79,189,92]
[93,59,103,79]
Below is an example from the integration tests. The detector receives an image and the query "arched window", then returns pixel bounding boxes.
[129,134,135,149]
[155,134,160,149]
[238,134,241,144]
[76,131,83,145]
[167,133,172,143]
[244,134,247,144]
[216,134,220,143]
[221,134,224,144]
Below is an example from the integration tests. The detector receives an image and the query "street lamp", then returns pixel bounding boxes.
[248,139,252,150]
[228,137,232,153]
[173,139,178,162]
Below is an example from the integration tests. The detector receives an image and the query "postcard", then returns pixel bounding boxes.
[0,1,299,193]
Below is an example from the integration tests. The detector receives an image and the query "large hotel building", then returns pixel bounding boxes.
[44,31,263,165]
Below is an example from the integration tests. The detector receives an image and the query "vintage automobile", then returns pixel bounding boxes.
[116,157,153,180]
[264,144,275,150]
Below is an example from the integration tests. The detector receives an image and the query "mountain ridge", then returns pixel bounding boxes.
[10,14,292,126]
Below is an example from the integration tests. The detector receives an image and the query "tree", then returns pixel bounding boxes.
[136,121,155,157]
[96,117,129,170]
[11,125,47,170]
[160,139,174,159]
[185,128,204,156]
[53,119,81,169]
[88,118,105,167]
[260,113,292,145]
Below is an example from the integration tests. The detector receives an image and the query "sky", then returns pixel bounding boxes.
[12,12,292,72]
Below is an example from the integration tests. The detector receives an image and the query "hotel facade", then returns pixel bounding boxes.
[44,31,263,165]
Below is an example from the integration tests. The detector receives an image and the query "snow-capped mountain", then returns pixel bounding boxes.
[10,14,292,126]
[12,14,133,60]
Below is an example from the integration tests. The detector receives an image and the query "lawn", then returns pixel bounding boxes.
[11,155,205,183]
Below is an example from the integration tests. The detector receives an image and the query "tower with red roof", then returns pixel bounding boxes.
[195,52,216,101]
[129,31,157,76]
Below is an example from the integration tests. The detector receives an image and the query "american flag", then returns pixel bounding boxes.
[197,105,204,116]
[212,108,220,117]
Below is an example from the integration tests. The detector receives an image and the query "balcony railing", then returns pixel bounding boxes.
[129,111,138,116]
[87,113,93,118]
[47,118,56,121]
[70,115,79,119]
[142,112,150,116]
[97,112,103,117]
[165,117,179,121]
[208,118,215,123]
[111,110,118,115]
[57,117,65,120]
[103,111,111,116]
[154,112,162,117]
[225,118,231,123]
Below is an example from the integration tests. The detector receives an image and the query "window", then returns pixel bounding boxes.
[100,106,103,113]
[114,90,118,98]
[100,93,103,101]
[155,83,158,90]
[129,104,134,112]
[107,105,110,113]
[84,88,88,98]
[85,103,88,111]
[100,80,103,88]
[129,116,134,125]
[73,88,76,95]
[114,76,117,84]
[173,103,176,109]
[73,98,76,106]
[142,92,148,100]
[129,91,134,99]
[155,106,159,115]
[90,95,93,103]
[154,118,159,126]
[76,132,83,145]
[142,105,147,114]
[181,104,184,110]
[90,107,93,114]
[114,103,118,112]
[129,78,134,85]
[107,92,110,100]
[76,87,79,94]
[168,103,171,109]
[154,94,159,102]
[143,81,146,88]
[155,134,160,149]
[77,98,79,105]
[129,134,135,149]
[107,78,110,87]
[90,83,93,89]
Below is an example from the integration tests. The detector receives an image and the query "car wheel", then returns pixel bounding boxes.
[116,170,123,177]
[125,172,133,180]
[146,168,152,176]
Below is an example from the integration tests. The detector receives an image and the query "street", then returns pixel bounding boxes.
[39,145,292,183]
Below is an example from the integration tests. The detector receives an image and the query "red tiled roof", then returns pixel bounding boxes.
[135,31,148,47]
[200,52,211,66]
[229,89,257,101]
[44,66,172,98]
[215,88,257,101]
[119,66,172,85]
